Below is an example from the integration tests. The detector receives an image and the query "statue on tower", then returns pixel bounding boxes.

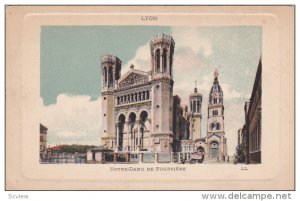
[213,69,219,78]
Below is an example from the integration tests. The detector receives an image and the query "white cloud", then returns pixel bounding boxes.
[123,42,151,74]
[122,27,212,76]
[40,94,102,146]
[221,83,242,99]
[172,27,212,57]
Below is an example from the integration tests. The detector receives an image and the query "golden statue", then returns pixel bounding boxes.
[213,69,219,78]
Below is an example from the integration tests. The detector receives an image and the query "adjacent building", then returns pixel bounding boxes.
[247,59,262,163]
[240,59,262,164]
[40,123,48,160]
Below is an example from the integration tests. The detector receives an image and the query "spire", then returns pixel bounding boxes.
[194,80,198,93]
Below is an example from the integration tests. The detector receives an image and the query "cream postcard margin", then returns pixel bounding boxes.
[6,6,294,190]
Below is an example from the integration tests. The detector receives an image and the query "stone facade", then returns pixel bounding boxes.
[100,33,227,161]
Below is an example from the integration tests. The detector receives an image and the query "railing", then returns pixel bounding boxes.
[88,152,195,164]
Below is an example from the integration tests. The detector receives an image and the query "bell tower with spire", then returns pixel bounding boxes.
[189,81,202,140]
[206,69,227,160]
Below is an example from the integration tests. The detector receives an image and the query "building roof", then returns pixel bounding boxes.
[47,144,65,151]
[210,77,223,94]
[40,123,48,134]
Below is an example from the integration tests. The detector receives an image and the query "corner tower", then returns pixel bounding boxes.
[189,82,202,140]
[150,34,175,152]
[101,55,122,149]
[150,33,175,79]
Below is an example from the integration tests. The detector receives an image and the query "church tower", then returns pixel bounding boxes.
[206,69,227,160]
[100,55,122,149]
[189,82,202,140]
[150,33,175,152]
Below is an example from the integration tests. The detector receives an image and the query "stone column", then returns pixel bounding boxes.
[154,153,158,163]
[125,121,129,151]
[115,121,119,152]
[137,119,141,151]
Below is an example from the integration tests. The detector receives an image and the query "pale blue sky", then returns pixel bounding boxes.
[41,26,171,105]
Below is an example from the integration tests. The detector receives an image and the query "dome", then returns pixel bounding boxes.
[189,87,203,98]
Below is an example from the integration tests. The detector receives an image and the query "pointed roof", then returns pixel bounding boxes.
[210,69,223,94]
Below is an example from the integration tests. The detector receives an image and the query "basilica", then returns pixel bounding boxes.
[99,33,227,162]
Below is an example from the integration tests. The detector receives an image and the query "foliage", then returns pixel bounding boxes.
[58,144,96,154]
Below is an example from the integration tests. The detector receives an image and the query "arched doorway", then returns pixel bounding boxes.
[118,114,125,149]
[129,112,137,150]
[197,146,205,162]
[140,111,148,150]
[197,146,204,153]
[210,141,219,159]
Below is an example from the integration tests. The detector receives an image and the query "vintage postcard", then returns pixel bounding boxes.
[6,6,294,190]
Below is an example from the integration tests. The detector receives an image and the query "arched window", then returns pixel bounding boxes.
[155,49,160,73]
[104,67,107,85]
[193,100,196,113]
[216,123,220,130]
[129,113,137,133]
[146,90,149,100]
[117,97,120,105]
[135,93,137,102]
[210,123,215,131]
[213,98,218,104]
[115,65,120,80]
[170,43,174,76]
[197,100,200,113]
[190,101,192,112]
[108,67,113,87]
[162,48,167,73]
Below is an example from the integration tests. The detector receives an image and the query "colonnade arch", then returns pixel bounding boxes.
[115,110,150,151]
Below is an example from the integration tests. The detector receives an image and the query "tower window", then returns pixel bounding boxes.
[155,49,160,73]
[162,48,167,73]
[108,67,113,87]
[213,110,218,116]
[213,98,218,104]
[216,123,220,130]
[197,100,200,113]
[103,67,107,85]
